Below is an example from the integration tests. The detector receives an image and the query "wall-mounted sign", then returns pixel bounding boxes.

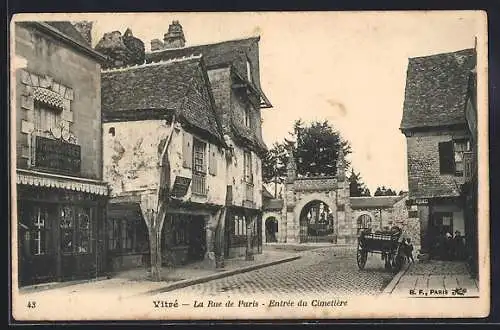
[171,176,191,198]
[415,198,429,205]
[35,135,81,174]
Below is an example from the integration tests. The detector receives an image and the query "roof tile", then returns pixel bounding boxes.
[401,48,476,130]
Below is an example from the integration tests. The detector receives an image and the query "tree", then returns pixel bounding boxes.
[374,186,398,196]
[262,119,352,182]
[349,169,371,197]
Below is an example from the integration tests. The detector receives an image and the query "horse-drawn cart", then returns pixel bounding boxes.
[356,227,405,273]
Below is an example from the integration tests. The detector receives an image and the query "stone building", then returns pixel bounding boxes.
[350,194,420,248]
[98,21,272,272]
[400,48,478,268]
[14,21,109,286]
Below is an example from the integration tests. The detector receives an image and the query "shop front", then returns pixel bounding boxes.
[224,206,262,259]
[16,170,108,286]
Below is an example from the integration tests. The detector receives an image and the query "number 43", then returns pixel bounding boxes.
[27,301,36,308]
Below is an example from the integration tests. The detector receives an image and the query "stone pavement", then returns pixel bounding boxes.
[385,260,480,297]
[17,248,301,299]
[159,246,395,297]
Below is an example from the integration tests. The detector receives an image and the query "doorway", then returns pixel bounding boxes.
[265,217,278,242]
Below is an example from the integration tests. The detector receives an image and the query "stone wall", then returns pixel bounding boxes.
[15,23,103,180]
[406,129,468,199]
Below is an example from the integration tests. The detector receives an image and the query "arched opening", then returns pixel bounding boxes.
[265,217,278,243]
[357,213,373,234]
[299,200,335,243]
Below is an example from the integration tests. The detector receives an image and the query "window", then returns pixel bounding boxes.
[439,139,471,176]
[173,216,190,245]
[193,139,206,174]
[76,208,91,253]
[107,218,120,251]
[30,206,50,255]
[192,138,207,195]
[244,106,252,128]
[453,139,471,176]
[234,215,247,236]
[60,206,93,254]
[244,151,253,183]
[35,102,60,133]
[246,59,252,83]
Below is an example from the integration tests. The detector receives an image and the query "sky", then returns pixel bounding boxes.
[82,11,483,193]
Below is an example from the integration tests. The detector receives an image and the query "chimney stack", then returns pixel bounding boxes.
[72,21,93,46]
[163,20,185,49]
[151,38,164,51]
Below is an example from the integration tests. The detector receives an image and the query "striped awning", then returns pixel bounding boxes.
[33,87,64,110]
[16,169,108,196]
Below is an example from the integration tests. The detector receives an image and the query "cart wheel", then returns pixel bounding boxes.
[357,243,368,270]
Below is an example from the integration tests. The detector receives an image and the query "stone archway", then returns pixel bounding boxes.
[298,199,335,243]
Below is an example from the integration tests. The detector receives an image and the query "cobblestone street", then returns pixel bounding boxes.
[165,246,395,297]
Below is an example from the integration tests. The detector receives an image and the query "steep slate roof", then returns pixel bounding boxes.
[400,48,476,131]
[146,37,271,108]
[101,56,223,143]
[350,196,405,209]
[146,37,258,70]
[44,21,91,46]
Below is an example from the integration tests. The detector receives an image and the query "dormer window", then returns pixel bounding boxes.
[244,106,251,128]
[246,59,252,83]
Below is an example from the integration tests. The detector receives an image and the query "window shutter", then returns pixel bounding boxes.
[182,132,192,169]
[208,144,217,176]
[439,141,454,174]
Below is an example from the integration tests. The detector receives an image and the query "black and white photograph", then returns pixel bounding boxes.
[10,11,489,320]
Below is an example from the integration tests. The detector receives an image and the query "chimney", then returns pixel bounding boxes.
[163,20,185,49]
[72,21,93,46]
[151,38,164,51]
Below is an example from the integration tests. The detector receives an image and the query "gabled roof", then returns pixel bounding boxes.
[146,37,259,68]
[350,196,405,209]
[400,48,476,131]
[146,37,272,108]
[44,21,90,46]
[24,21,107,62]
[101,56,224,143]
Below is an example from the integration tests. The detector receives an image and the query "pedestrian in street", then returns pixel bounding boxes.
[403,238,415,263]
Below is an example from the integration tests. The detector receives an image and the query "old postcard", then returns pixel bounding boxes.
[10,11,489,321]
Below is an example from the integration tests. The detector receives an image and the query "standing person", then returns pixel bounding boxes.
[404,238,415,263]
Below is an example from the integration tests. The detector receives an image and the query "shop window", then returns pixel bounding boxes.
[108,218,120,251]
[76,208,91,253]
[60,206,74,254]
[107,218,140,252]
[60,206,93,254]
[234,215,247,236]
[173,216,190,245]
[30,206,50,256]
